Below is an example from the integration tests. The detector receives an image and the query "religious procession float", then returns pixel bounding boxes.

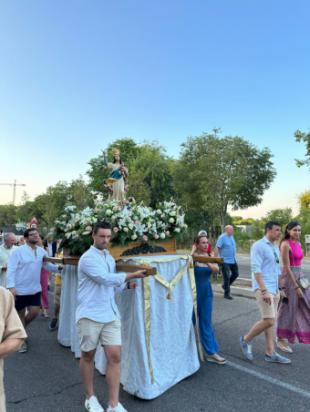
[50,147,222,400]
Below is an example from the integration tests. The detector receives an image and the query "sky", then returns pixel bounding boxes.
[0,0,309,218]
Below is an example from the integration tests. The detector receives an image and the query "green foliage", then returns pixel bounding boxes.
[231,216,256,225]
[294,130,310,169]
[1,133,277,241]
[0,205,18,226]
[296,191,310,247]
[87,138,140,192]
[1,179,93,232]
[87,138,174,208]
[129,144,175,207]
[299,191,310,209]
[173,131,276,228]
[264,208,293,226]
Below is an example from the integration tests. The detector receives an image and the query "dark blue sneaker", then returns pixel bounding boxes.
[49,318,58,331]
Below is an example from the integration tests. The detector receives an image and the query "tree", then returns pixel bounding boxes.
[87,138,140,192]
[297,191,310,235]
[294,130,310,169]
[299,191,310,209]
[17,179,93,229]
[129,144,175,207]
[264,208,293,226]
[87,138,174,207]
[173,131,276,228]
[0,205,18,227]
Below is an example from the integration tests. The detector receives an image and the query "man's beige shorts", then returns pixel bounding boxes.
[77,318,121,352]
[255,290,280,319]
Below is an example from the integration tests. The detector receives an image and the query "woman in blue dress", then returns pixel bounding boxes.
[192,233,226,364]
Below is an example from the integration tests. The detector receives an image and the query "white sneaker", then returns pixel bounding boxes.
[85,395,104,412]
[107,402,128,412]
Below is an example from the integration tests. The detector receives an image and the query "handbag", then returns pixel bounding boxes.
[289,240,309,291]
[297,277,310,291]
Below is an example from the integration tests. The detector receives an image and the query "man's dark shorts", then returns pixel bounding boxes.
[15,292,41,311]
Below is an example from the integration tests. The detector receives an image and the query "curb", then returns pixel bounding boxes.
[213,284,255,300]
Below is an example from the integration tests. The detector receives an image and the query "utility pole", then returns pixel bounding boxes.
[0,180,26,205]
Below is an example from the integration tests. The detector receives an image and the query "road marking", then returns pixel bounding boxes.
[227,360,310,400]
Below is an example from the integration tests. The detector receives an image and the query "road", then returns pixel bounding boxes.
[236,254,310,279]
[5,293,310,412]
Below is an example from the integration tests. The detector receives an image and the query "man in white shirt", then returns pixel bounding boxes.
[6,228,59,353]
[0,233,17,287]
[240,221,291,364]
[77,221,149,412]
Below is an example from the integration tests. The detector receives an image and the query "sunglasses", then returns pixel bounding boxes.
[273,250,279,264]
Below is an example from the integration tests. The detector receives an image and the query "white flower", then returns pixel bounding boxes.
[131,234,138,240]
[169,218,175,223]
[85,225,92,232]
[123,227,129,233]
[154,234,159,240]
[71,231,79,239]
[160,233,166,239]
[105,209,112,216]
[169,211,176,216]
[174,227,181,233]
[156,209,162,214]
[113,227,119,233]
[166,230,170,236]
[128,223,134,230]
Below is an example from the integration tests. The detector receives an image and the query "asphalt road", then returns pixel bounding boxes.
[236,254,310,280]
[5,293,310,412]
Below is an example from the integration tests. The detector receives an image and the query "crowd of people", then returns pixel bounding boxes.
[0,220,309,412]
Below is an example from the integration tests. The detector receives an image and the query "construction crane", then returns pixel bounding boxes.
[0,180,26,205]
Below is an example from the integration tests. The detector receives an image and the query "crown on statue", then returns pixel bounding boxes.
[112,148,120,156]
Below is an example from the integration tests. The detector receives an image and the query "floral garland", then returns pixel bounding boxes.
[54,197,187,255]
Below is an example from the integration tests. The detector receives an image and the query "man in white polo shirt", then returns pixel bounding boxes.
[77,221,149,412]
[6,228,59,353]
[240,221,291,364]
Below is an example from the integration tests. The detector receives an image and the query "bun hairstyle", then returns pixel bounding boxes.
[194,231,208,245]
[198,230,208,237]
[283,221,300,242]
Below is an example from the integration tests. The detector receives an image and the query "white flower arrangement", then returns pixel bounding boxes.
[54,199,187,255]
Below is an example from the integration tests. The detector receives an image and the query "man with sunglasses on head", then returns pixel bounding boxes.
[6,228,60,353]
[240,221,291,364]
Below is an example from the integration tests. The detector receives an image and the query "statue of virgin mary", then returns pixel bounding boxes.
[104,148,128,204]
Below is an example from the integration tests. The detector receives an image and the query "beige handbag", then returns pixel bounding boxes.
[297,277,310,291]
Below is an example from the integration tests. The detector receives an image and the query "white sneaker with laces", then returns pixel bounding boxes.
[107,402,128,412]
[85,395,104,412]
